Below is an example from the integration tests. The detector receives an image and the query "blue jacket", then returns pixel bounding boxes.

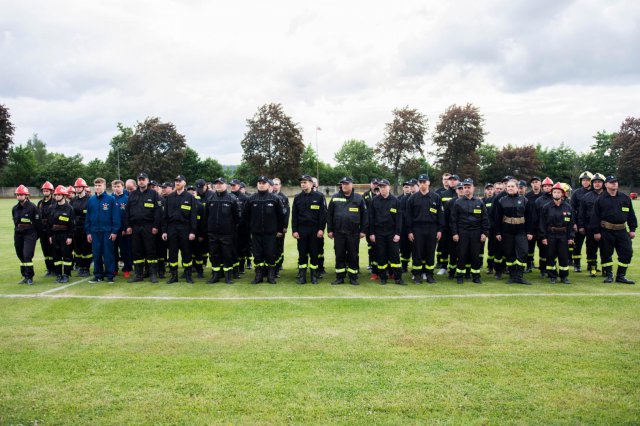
[113,192,128,233]
[85,192,121,234]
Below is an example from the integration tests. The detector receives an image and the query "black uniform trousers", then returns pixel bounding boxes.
[52,233,73,276]
[167,225,192,271]
[411,225,438,276]
[527,238,544,267]
[585,232,600,273]
[502,232,528,274]
[190,237,205,272]
[489,231,505,272]
[374,234,401,277]
[276,234,286,268]
[236,225,251,265]
[537,236,549,272]
[252,233,277,267]
[209,233,236,272]
[399,229,412,270]
[114,234,132,273]
[132,224,157,268]
[572,232,586,263]
[457,230,483,276]
[73,228,92,268]
[437,233,450,269]
[600,229,633,276]
[156,232,167,272]
[318,235,325,270]
[334,231,360,277]
[15,231,37,279]
[39,227,54,272]
[546,234,570,279]
[196,236,209,269]
[297,228,320,270]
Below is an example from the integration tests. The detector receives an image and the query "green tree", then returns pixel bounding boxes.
[612,117,640,191]
[241,103,305,184]
[105,123,134,181]
[84,158,109,182]
[232,161,258,187]
[433,103,485,180]
[128,117,187,183]
[0,104,15,168]
[536,143,582,187]
[375,106,428,193]
[483,145,542,183]
[0,145,38,186]
[180,147,203,183]
[398,156,432,183]
[334,139,382,183]
[477,143,499,184]
[581,130,618,177]
[199,157,225,181]
[37,153,85,186]
[26,134,49,164]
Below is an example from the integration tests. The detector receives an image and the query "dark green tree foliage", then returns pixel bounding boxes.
[232,161,259,187]
[433,103,485,180]
[399,156,432,182]
[0,104,15,168]
[536,143,582,187]
[26,134,49,164]
[0,145,38,186]
[179,148,226,183]
[334,139,386,183]
[105,123,134,181]
[477,144,499,184]
[375,106,428,193]
[580,131,618,178]
[129,117,187,183]
[483,145,542,183]
[84,158,110,182]
[241,103,305,184]
[37,153,85,186]
[199,158,225,182]
[612,117,640,191]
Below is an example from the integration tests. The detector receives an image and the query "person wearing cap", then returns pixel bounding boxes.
[363,178,381,279]
[162,175,198,284]
[494,179,534,285]
[398,179,416,272]
[589,176,637,284]
[291,174,327,284]
[123,173,163,283]
[111,179,132,279]
[311,176,327,277]
[487,180,508,278]
[578,173,605,277]
[242,176,286,284]
[186,184,207,279]
[450,179,489,284]
[405,174,444,284]
[436,174,460,274]
[154,182,174,278]
[532,177,555,278]
[539,183,575,284]
[194,179,214,277]
[517,180,528,197]
[327,176,368,285]
[200,178,240,284]
[85,178,121,283]
[570,171,593,272]
[524,177,543,273]
[272,178,290,276]
[444,182,466,280]
[482,183,496,274]
[71,178,92,277]
[230,178,252,273]
[483,183,494,200]
[149,180,160,195]
[13,185,39,285]
[47,185,76,283]
[368,179,404,284]
[436,173,451,195]
[37,181,56,276]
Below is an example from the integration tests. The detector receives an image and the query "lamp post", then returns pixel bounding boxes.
[316,126,321,183]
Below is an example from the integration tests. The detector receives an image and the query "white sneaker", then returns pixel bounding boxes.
[437,268,447,275]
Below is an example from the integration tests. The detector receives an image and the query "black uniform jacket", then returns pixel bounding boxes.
[291,190,327,233]
[494,194,534,235]
[327,190,368,234]
[451,196,490,236]
[13,200,39,234]
[539,200,575,240]
[202,190,240,235]
[124,188,163,229]
[162,190,198,234]
[589,191,637,233]
[369,194,402,237]
[405,190,444,233]
[242,190,286,235]
[48,202,75,238]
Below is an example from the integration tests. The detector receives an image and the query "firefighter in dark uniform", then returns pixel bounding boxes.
[363,178,380,279]
[445,183,465,279]
[398,179,415,272]
[525,176,543,272]
[578,173,605,277]
[436,174,459,275]
[368,179,403,285]
[48,185,75,283]
[327,176,368,285]
[291,174,327,284]
[405,174,444,284]
[124,173,162,283]
[539,183,575,284]
[494,179,534,285]
[162,175,198,284]
[570,171,593,272]
[230,179,251,273]
[71,178,92,277]
[589,175,637,284]
[272,178,290,276]
[186,184,206,278]
[487,181,506,277]
[533,177,555,278]
[202,178,240,284]
[156,181,173,278]
[242,176,286,284]
[312,177,327,277]
[37,181,56,276]
[13,185,39,285]
[482,183,495,273]
[451,179,489,284]
[195,179,213,276]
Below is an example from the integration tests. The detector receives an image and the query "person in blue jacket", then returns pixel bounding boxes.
[85,177,121,283]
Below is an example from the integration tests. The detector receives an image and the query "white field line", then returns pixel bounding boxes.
[0,292,639,301]
[38,276,92,295]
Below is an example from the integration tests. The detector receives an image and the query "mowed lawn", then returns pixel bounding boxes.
[0,198,639,424]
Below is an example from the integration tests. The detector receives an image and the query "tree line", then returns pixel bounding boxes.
[0,103,638,192]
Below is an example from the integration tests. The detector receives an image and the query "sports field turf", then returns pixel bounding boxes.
[1,198,639,424]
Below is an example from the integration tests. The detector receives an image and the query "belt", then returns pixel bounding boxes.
[17,224,34,230]
[548,226,567,233]
[503,216,525,225]
[52,224,70,231]
[601,221,627,231]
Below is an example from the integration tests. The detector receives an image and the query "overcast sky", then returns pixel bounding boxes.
[2,0,639,165]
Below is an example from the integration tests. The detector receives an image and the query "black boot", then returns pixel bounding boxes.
[379,271,387,285]
[616,266,635,284]
[233,266,241,279]
[296,269,307,284]
[166,270,178,284]
[515,267,531,285]
[184,268,194,284]
[129,265,145,283]
[425,274,436,284]
[267,267,277,284]
[349,274,359,285]
[603,266,614,283]
[574,261,582,273]
[246,259,253,270]
[331,274,345,285]
[158,262,166,279]
[472,273,481,284]
[456,274,463,284]
[149,264,158,283]
[225,270,233,284]
[195,266,204,279]
[252,267,264,284]
[239,259,245,274]
[208,270,221,284]
[310,269,318,284]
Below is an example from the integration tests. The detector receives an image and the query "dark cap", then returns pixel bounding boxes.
[463,178,474,186]
[370,178,380,184]
[502,175,514,182]
[257,176,272,185]
[485,182,494,188]
[195,178,207,188]
[213,177,227,184]
[378,179,390,186]
[230,179,241,185]
[530,176,541,183]
[402,180,411,186]
[186,185,196,191]
[408,178,418,185]
[174,175,186,182]
[299,174,314,182]
[605,175,618,183]
[339,176,353,184]
[160,181,173,188]
[137,172,149,180]
[239,182,247,188]
[449,174,460,181]
[518,180,527,188]
[456,182,464,189]
[149,180,159,187]
[418,174,430,181]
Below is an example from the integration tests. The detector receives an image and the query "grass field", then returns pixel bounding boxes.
[1,198,639,424]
